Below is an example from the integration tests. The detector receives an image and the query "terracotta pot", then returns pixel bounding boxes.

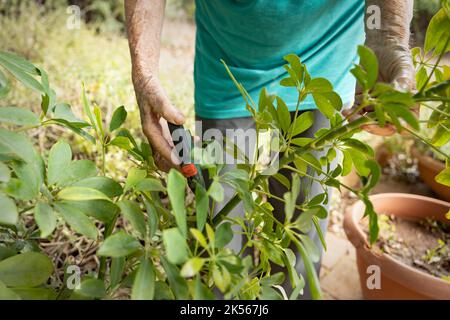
[344,193,450,300]
[412,148,450,202]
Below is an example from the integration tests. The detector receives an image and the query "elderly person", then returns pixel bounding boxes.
[124,0,414,299]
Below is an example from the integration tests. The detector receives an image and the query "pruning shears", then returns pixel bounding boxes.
[167,122,205,191]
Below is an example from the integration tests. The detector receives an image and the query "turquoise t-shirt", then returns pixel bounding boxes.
[194,0,365,119]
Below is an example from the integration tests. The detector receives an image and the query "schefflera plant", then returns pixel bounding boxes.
[0,6,448,300]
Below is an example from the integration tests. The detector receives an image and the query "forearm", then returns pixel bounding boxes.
[125,0,165,78]
[365,0,413,47]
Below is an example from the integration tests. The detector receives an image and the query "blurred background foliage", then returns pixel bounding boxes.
[0,0,440,172]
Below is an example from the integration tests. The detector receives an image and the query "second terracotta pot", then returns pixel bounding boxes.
[344,193,450,300]
[412,148,450,202]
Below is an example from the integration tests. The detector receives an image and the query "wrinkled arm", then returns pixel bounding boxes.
[125,0,185,171]
[364,0,415,90]
[125,0,164,80]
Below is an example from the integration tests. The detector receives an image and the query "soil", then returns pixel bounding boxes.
[362,214,450,281]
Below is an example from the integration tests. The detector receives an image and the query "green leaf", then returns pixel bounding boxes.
[0,69,11,98]
[58,187,111,202]
[357,45,379,89]
[81,84,96,129]
[307,78,333,93]
[160,256,189,299]
[118,200,146,239]
[132,258,155,300]
[47,141,72,185]
[215,222,233,248]
[109,106,127,132]
[195,184,208,231]
[180,258,205,278]
[76,278,106,299]
[298,234,320,263]
[143,198,158,238]
[0,54,43,93]
[110,257,125,289]
[97,231,141,257]
[290,111,314,136]
[424,9,450,56]
[109,136,133,150]
[0,280,20,300]
[167,169,187,236]
[53,103,89,127]
[0,162,10,183]
[0,193,17,225]
[12,287,57,300]
[212,264,230,293]
[190,228,208,248]
[5,159,43,200]
[72,177,123,198]
[0,128,37,163]
[436,167,450,186]
[0,107,39,126]
[276,97,291,134]
[57,159,97,186]
[35,202,56,238]
[163,228,190,265]
[208,179,224,203]
[293,239,322,300]
[0,51,39,75]
[0,252,53,287]
[55,203,98,239]
[194,275,215,300]
[124,168,147,192]
[313,93,336,119]
[93,105,104,137]
[64,200,118,223]
[135,178,164,193]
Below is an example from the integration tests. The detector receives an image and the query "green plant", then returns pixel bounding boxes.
[0,5,449,301]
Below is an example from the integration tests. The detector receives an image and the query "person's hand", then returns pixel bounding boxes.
[132,68,185,171]
[354,0,415,136]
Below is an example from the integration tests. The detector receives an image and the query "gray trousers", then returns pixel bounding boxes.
[196,110,330,300]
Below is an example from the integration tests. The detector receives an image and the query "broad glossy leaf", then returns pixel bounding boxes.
[118,200,146,239]
[180,258,205,278]
[132,258,156,300]
[0,162,9,183]
[0,252,52,287]
[124,167,147,192]
[58,159,97,186]
[72,177,122,198]
[97,231,141,258]
[0,128,37,163]
[76,278,106,299]
[160,256,189,299]
[167,169,187,236]
[58,187,111,202]
[53,103,89,127]
[195,184,208,231]
[35,201,56,238]
[436,167,450,186]
[290,111,314,137]
[109,106,127,132]
[163,228,189,265]
[0,107,39,126]
[47,141,72,185]
[0,280,20,300]
[55,203,98,239]
[0,193,17,225]
[12,287,57,300]
[135,178,164,193]
[215,222,233,248]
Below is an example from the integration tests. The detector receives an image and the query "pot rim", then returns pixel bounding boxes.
[344,193,450,298]
[411,147,445,170]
